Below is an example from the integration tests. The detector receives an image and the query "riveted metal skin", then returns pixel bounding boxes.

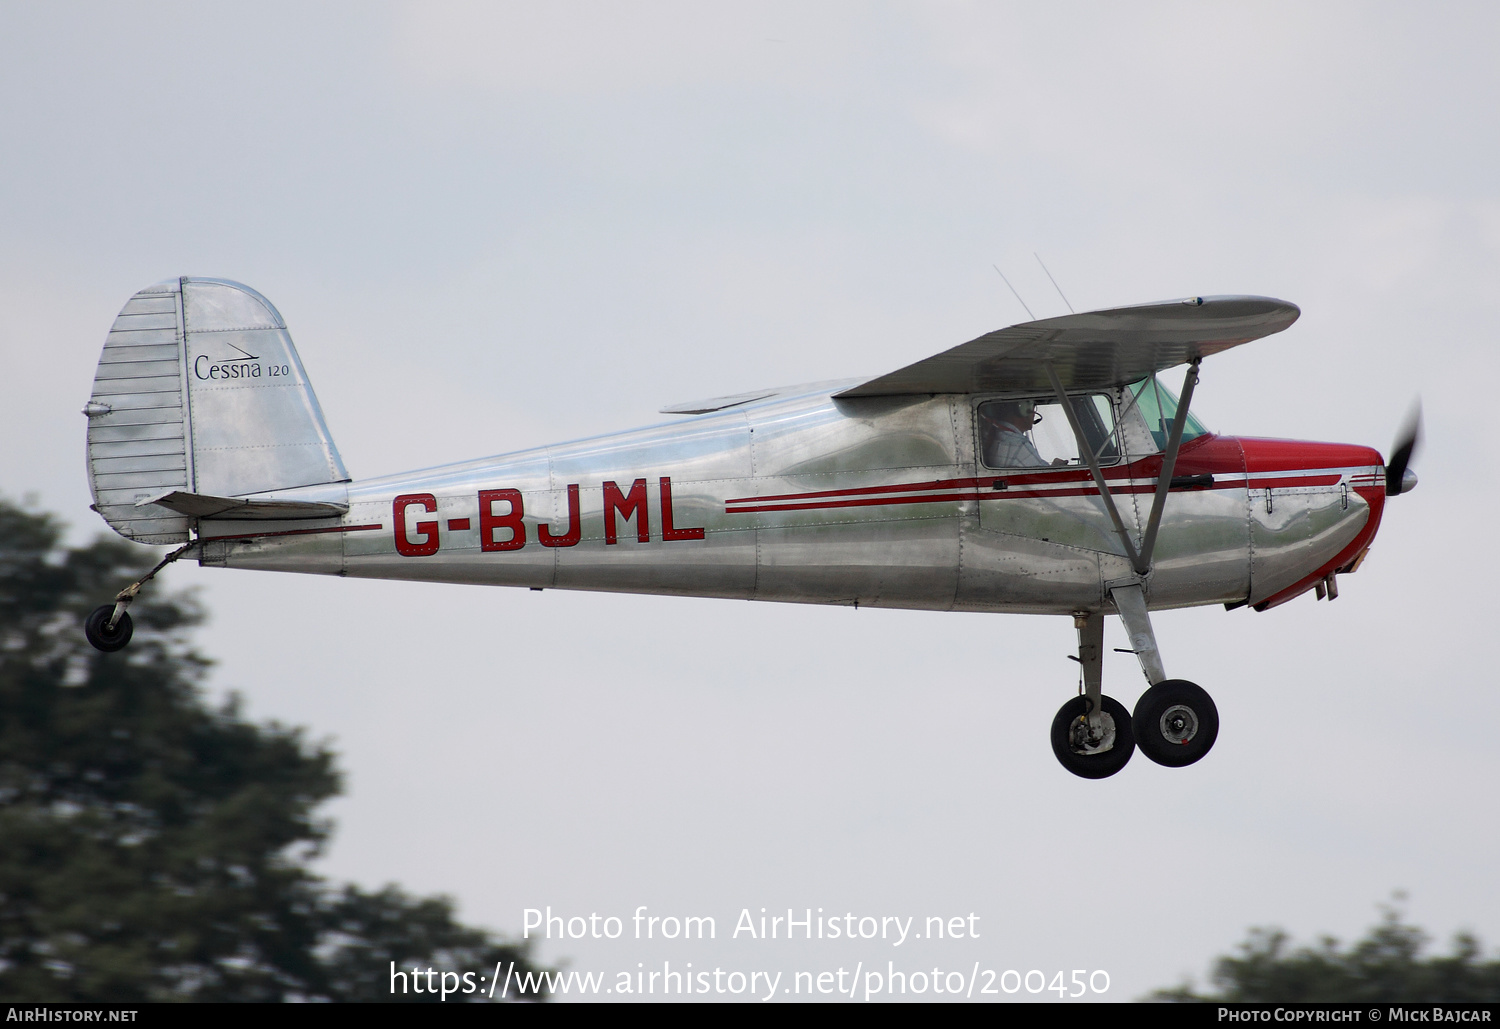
[194,387,1385,617]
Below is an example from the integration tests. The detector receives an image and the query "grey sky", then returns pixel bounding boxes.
[3,1,1496,1000]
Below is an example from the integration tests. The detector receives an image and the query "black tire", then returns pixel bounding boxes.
[1132,679,1218,768]
[84,605,133,652]
[1050,695,1135,779]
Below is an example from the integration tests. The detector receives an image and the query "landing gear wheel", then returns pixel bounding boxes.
[1132,679,1218,767]
[1050,695,1135,779]
[84,605,133,653]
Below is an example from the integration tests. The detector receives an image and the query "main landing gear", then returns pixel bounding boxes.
[1049,583,1219,779]
[83,542,196,653]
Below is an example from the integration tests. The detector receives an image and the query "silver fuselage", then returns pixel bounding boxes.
[196,382,1383,615]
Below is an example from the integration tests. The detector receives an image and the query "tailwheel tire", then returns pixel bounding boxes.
[1050,695,1135,779]
[1132,679,1218,767]
[84,605,133,653]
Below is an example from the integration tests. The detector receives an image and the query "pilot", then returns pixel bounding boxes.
[981,400,1049,468]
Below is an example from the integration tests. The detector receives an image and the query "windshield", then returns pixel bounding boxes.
[1126,375,1210,450]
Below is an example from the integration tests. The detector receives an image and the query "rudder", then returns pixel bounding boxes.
[84,277,348,543]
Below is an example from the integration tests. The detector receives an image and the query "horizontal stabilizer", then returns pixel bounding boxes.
[136,490,348,520]
[835,295,1299,398]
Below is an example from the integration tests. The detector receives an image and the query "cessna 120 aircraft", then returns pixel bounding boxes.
[80,277,1419,778]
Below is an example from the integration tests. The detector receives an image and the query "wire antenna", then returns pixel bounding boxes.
[992,264,1035,320]
[1034,253,1074,313]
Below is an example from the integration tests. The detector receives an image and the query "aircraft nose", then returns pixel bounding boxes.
[1236,437,1388,610]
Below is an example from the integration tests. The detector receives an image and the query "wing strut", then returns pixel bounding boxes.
[1045,358,1201,578]
[1044,363,1142,571]
[1136,360,1201,575]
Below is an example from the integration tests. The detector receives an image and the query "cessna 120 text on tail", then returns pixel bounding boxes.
[80,277,1419,778]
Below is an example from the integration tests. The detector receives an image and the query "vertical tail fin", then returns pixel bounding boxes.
[84,277,348,543]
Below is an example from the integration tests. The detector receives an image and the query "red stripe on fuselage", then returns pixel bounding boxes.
[727,477,1346,515]
[725,434,1369,517]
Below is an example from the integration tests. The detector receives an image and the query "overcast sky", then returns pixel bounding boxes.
[4,1,1498,1002]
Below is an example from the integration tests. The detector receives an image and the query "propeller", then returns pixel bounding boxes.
[1385,400,1422,496]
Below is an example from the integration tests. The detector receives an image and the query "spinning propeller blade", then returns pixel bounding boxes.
[1385,400,1422,496]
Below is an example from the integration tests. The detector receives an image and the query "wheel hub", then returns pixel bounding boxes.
[1069,712,1116,756]
[1159,704,1198,745]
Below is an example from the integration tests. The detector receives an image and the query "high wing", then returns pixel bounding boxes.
[833,295,1299,398]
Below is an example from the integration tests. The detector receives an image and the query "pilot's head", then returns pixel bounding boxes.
[986,400,1036,431]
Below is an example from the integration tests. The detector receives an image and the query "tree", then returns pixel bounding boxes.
[1151,899,1500,1002]
[0,499,545,1001]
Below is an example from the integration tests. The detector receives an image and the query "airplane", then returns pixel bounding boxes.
[79,277,1420,778]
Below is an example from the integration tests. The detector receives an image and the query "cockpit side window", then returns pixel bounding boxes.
[977,394,1119,470]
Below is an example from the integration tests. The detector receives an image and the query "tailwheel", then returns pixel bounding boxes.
[1050,695,1135,779]
[1132,679,1219,767]
[79,541,196,654]
[84,604,133,653]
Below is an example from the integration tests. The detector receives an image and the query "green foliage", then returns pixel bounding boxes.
[1152,901,1500,1002]
[0,500,544,1001]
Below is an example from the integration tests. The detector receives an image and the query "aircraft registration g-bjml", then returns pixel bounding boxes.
[80,277,1419,778]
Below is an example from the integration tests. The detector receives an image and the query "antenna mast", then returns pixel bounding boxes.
[992,264,1035,320]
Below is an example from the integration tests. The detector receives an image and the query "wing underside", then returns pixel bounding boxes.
[834,295,1300,398]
